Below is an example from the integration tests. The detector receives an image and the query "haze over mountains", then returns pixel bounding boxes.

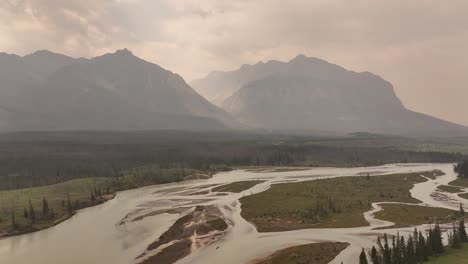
[0,49,234,131]
[193,55,468,136]
[0,49,467,136]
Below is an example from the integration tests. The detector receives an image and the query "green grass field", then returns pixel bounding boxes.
[0,167,207,236]
[437,185,464,193]
[449,178,468,188]
[240,173,427,232]
[255,242,349,264]
[212,181,264,193]
[374,204,458,228]
[427,244,468,263]
[0,178,113,234]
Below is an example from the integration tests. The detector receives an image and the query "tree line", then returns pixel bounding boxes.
[8,185,110,232]
[359,205,467,264]
[455,160,468,178]
[0,132,463,190]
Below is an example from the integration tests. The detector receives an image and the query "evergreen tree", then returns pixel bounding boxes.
[42,197,49,218]
[11,209,17,230]
[360,248,369,264]
[377,236,384,255]
[417,231,427,262]
[406,235,416,264]
[451,223,461,248]
[67,193,73,214]
[454,160,468,178]
[459,218,468,242]
[28,199,36,224]
[400,236,406,262]
[370,246,381,264]
[427,228,434,256]
[391,235,400,264]
[433,224,444,254]
[460,203,465,216]
[382,234,392,264]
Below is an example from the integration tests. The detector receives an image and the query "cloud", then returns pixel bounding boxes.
[1,0,468,125]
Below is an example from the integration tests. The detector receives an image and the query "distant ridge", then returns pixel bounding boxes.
[193,55,468,137]
[0,49,236,131]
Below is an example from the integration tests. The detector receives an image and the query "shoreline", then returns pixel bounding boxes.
[0,169,222,240]
[0,194,116,240]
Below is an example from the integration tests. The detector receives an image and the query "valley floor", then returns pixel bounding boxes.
[427,244,468,264]
[1,163,468,264]
[0,167,214,238]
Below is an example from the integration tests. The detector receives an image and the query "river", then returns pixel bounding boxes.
[0,163,465,264]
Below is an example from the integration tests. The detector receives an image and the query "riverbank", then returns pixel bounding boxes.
[0,163,464,264]
[240,171,444,232]
[0,167,218,238]
[136,205,229,264]
[253,242,349,264]
[0,192,115,239]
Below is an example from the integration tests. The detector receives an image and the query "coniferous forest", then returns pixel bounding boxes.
[454,160,468,178]
[0,131,463,190]
[360,205,468,264]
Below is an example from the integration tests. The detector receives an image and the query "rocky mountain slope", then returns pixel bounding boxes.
[0,49,235,131]
[195,55,468,136]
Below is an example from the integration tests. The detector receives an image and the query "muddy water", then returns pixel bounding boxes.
[0,163,464,264]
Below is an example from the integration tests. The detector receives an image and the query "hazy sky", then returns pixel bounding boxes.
[1,0,467,126]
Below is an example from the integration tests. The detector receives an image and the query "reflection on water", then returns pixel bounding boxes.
[0,163,463,264]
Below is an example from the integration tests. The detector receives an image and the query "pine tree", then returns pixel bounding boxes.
[382,234,391,264]
[406,235,416,264]
[360,248,369,264]
[370,246,381,264]
[42,197,49,218]
[400,236,406,262]
[377,236,384,256]
[29,199,36,224]
[434,223,444,254]
[91,192,96,203]
[417,231,427,262]
[11,209,17,230]
[460,203,465,216]
[427,228,434,256]
[67,193,73,214]
[451,223,461,248]
[391,235,399,264]
[459,218,468,242]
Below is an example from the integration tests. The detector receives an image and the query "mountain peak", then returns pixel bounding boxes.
[289,54,327,64]
[30,50,56,56]
[292,54,307,60]
[25,50,72,59]
[114,48,134,56]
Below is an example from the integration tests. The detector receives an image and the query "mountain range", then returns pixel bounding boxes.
[192,55,468,136]
[0,49,234,131]
[0,49,467,136]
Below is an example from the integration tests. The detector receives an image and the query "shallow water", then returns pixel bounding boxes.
[0,163,464,264]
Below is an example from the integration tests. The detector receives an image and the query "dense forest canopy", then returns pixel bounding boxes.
[454,160,468,178]
[0,131,464,190]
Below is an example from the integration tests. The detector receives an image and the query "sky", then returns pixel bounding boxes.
[1,0,467,126]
